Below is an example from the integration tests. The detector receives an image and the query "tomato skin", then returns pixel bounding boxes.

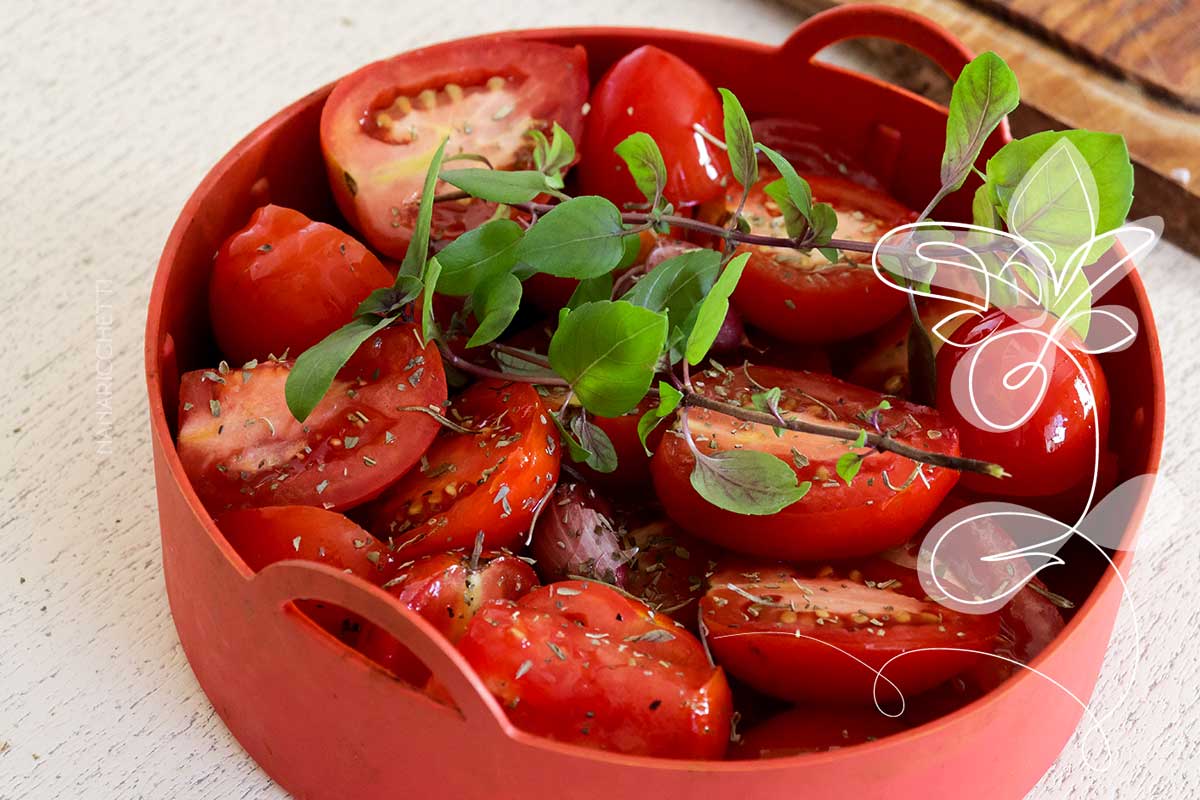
[722,172,914,343]
[457,580,732,759]
[651,365,960,561]
[321,39,588,258]
[730,706,908,758]
[935,309,1110,496]
[702,562,999,704]
[361,380,561,560]
[576,46,730,209]
[217,506,400,644]
[207,205,394,365]
[177,325,446,513]
[357,550,538,682]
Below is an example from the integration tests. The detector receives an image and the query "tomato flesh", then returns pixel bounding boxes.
[651,365,961,560]
[358,549,537,682]
[719,170,915,343]
[702,562,999,704]
[361,380,561,560]
[177,324,446,513]
[458,580,732,758]
[207,205,394,364]
[935,308,1110,496]
[321,39,588,258]
[576,46,730,209]
[622,519,722,629]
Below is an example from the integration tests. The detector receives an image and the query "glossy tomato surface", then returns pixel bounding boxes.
[458,580,732,759]
[177,325,446,513]
[361,380,560,559]
[702,562,999,704]
[207,205,394,364]
[935,309,1110,496]
[321,39,588,258]
[357,549,538,682]
[576,45,730,209]
[730,705,908,758]
[719,170,915,343]
[652,365,960,560]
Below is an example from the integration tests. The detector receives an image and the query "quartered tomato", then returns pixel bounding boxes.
[576,46,730,209]
[651,365,961,560]
[730,706,908,758]
[207,205,394,364]
[177,324,446,513]
[357,548,537,682]
[457,580,732,759]
[935,308,1110,496]
[217,506,401,644]
[320,39,588,258]
[701,562,999,704]
[361,380,560,560]
[713,169,915,343]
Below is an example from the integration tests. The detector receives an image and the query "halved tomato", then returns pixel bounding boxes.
[730,705,908,758]
[177,324,446,513]
[320,39,588,258]
[217,506,401,644]
[357,548,537,682]
[457,580,732,758]
[361,380,560,560]
[207,205,394,364]
[702,562,999,704]
[713,167,915,343]
[651,365,960,560]
[575,45,730,209]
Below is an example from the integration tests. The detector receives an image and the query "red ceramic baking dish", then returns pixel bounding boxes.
[144,6,1164,798]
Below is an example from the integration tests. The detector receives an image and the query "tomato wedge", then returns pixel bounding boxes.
[358,548,537,682]
[321,39,588,258]
[457,580,732,758]
[651,365,961,560]
[361,380,560,560]
[576,45,730,209]
[207,205,394,364]
[177,324,446,513]
[731,706,908,758]
[702,562,999,704]
[716,168,915,343]
[217,506,401,644]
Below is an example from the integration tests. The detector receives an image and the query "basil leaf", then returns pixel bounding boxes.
[355,277,422,317]
[758,144,813,237]
[635,381,683,455]
[807,203,839,247]
[419,257,442,346]
[544,122,577,177]
[614,132,667,208]
[435,219,524,296]
[567,273,613,309]
[690,449,811,515]
[623,248,721,331]
[550,413,592,463]
[818,247,840,264]
[941,52,1019,195]
[685,251,750,365]
[549,300,669,417]
[835,451,865,486]
[571,414,618,473]
[617,227,644,269]
[285,315,394,422]
[399,138,448,279]
[467,272,522,347]
[440,168,553,204]
[718,88,757,191]
[516,196,627,278]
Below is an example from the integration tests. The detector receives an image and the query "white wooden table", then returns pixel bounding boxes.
[2,1,1197,797]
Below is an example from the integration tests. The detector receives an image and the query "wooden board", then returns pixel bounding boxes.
[781,0,1200,254]
[976,0,1200,108]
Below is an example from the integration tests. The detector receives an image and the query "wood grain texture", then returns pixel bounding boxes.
[0,1,1196,798]
[782,0,1200,254]
[975,0,1200,107]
